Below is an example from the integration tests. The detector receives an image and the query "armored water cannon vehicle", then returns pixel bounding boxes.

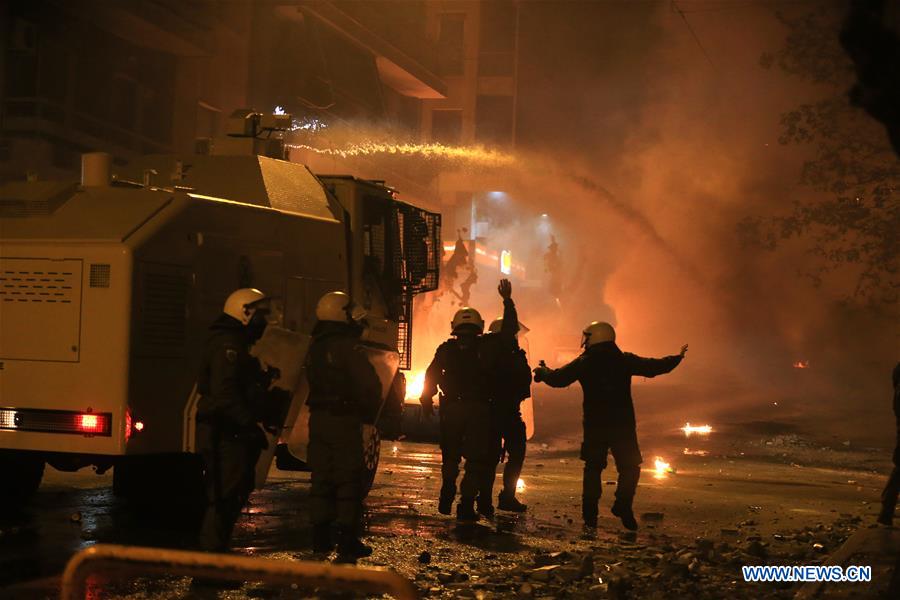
[0,108,441,503]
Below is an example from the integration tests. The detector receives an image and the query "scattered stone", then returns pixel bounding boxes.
[530,565,559,582]
[812,543,826,553]
[578,553,594,578]
[518,582,534,596]
[555,566,581,583]
[642,512,664,522]
[437,572,455,584]
[720,528,739,537]
[746,541,767,558]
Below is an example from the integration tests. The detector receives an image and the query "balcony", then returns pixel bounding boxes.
[297,0,446,99]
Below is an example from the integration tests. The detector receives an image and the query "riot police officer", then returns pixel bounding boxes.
[420,279,516,521]
[482,316,532,513]
[196,288,273,553]
[534,322,687,530]
[306,291,382,562]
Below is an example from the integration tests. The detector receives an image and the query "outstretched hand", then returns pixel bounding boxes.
[498,279,512,299]
[533,360,550,383]
[679,344,689,358]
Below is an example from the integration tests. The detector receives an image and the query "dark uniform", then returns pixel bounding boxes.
[422,298,516,516]
[536,341,682,527]
[878,362,900,525]
[484,338,532,508]
[306,320,382,555]
[196,314,270,552]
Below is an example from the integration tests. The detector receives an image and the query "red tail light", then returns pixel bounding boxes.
[77,413,107,434]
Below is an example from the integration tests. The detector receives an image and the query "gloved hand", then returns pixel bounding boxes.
[533,365,550,383]
[420,397,434,419]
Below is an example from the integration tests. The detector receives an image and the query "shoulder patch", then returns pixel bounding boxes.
[225,348,238,363]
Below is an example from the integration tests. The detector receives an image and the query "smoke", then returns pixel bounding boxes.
[286,2,898,444]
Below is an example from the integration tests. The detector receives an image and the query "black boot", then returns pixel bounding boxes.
[498,491,527,512]
[476,498,495,519]
[582,496,598,528]
[877,504,894,526]
[335,529,373,563]
[456,498,479,522]
[312,523,334,554]
[438,493,454,515]
[611,503,638,531]
[439,482,456,515]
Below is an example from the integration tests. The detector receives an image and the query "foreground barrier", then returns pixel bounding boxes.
[61,544,418,599]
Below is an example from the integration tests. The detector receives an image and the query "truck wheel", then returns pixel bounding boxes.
[0,450,44,506]
[362,425,381,496]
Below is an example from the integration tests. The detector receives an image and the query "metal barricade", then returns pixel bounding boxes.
[61,544,418,599]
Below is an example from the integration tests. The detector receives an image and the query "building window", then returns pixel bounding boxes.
[478,0,516,76]
[432,109,463,145]
[475,95,513,146]
[437,13,465,76]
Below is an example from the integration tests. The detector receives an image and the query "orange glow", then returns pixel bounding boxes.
[681,422,712,436]
[683,448,709,456]
[793,360,810,369]
[405,371,425,401]
[653,457,673,479]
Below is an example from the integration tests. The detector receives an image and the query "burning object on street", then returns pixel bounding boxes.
[653,457,675,479]
[405,371,426,401]
[681,423,712,437]
[683,448,709,456]
[793,360,810,369]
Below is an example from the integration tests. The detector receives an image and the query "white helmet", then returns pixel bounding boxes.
[451,307,484,334]
[488,317,530,336]
[316,291,367,323]
[582,321,615,348]
[224,288,269,325]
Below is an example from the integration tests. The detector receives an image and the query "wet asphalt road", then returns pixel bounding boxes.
[0,419,891,599]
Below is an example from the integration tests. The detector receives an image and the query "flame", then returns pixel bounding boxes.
[683,448,709,456]
[516,478,526,492]
[653,457,673,479]
[793,360,810,369]
[681,422,712,437]
[287,142,516,166]
[405,371,425,401]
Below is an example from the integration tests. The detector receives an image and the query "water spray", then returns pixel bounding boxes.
[287,142,516,167]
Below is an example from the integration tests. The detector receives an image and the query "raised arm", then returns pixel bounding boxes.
[498,278,518,338]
